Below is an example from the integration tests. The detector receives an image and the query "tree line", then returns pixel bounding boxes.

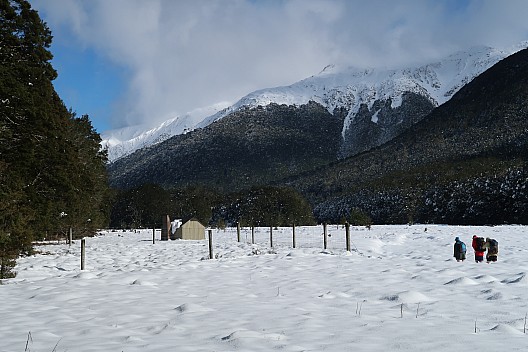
[109,184,317,229]
[1,0,110,278]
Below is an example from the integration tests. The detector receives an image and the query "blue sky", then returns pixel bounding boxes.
[30,0,528,135]
[51,44,126,132]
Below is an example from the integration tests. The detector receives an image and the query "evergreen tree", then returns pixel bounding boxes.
[171,186,219,225]
[59,113,110,237]
[110,184,172,228]
[217,186,315,227]
[1,0,110,275]
[349,207,373,227]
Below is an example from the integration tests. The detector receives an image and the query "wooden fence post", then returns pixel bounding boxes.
[161,215,170,241]
[345,222,351,251]
[208,229,213,259]
[292,223,296,248]
[152,228,155,244]
[81,238,86,270]
[237,222,241,242]
[269,226,273,248]
[251,226,255,244]
[323,223,327,250]
[68,227,72,246]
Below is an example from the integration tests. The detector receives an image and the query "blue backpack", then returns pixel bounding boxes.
[460,242,467,253]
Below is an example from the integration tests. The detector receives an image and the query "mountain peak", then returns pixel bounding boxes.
[102,43,526,162]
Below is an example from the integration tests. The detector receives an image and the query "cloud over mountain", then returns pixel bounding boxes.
[33,0,528,132]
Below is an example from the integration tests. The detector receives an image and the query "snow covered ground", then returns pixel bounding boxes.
[1,225,527,351]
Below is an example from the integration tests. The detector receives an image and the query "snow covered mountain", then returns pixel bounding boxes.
[101,103,230,162]
[102,43,526,162]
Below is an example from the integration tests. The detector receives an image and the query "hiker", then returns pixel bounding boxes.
[453,237,466,262]
[472,235,485,263]
[485,237,499,263]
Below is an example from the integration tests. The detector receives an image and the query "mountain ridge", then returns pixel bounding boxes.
[107,46,528,224]
[289,47,528,223]
[108,102,343,190]
[103,44,525,162]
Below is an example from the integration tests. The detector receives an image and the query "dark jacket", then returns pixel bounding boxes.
[472,236,485,256]
[454,239,466,259]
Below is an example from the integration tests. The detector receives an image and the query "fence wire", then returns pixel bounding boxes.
[212,225,363,252]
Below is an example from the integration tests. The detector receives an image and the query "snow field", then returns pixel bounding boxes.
[1,225,527,351]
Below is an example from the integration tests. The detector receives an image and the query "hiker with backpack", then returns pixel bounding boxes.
[485,237,499,263]
[453,237,467,262]
[472,235,485,263]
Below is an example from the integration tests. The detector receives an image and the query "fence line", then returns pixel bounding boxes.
[212,224,362,251]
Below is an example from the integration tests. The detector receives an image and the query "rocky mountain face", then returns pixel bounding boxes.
[339,92,434,157]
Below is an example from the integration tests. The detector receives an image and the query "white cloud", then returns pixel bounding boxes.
[31,0,528,130]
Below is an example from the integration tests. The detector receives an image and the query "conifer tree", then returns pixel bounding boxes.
[1,0,110,276]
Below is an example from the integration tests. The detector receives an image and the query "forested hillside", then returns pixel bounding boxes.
[108,48,528,227]
[108,102,343,191]
[286,48,528,224]
[0,0,109,278]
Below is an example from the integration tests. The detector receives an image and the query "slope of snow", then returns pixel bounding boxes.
[102,43,527,162]
[2,225,527,351]
[101,103,230,162]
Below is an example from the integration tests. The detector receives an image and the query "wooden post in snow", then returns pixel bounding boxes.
[68,227,72,246]
[269,226,273,248]
[152,228,155,244]
[323,223,328,250]
[251,226,255,244]
[208,229,213,259]
[80,238,86,270]
[161,215,170,241]
[345,222,351,252]
[292,223,296,248]
[237,222,241,242]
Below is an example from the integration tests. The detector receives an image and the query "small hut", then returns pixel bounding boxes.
[173,218,205,240]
